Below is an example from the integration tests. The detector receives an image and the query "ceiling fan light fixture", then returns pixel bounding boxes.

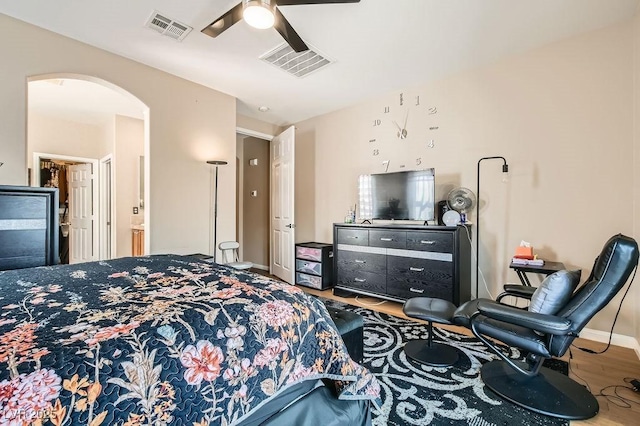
[243,0,275,30]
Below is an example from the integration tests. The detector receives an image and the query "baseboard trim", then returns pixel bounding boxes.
[579,328,640,359]
[252,264,269,271]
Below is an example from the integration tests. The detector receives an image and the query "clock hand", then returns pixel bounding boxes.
[392,120,402,132]
[402,110,409,132]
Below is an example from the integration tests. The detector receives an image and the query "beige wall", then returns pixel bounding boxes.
[296,21,636,336]
[0,14,237,257]
[237,114,283,136]
[114,115,144,258]
[242,137,270,267]
[294,125,316,244]
[27,112,108,169]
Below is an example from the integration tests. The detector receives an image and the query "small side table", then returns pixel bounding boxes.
[509,260,566,286]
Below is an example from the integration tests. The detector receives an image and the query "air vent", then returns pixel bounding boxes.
[145,11,192,41]
[260,44,332,78]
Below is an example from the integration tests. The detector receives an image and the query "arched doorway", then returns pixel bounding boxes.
[27,74,150,263]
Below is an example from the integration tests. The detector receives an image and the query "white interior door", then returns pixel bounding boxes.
[271,126,295,283]
[69,163,96,264]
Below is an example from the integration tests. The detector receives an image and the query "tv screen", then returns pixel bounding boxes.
[358,169,435,221]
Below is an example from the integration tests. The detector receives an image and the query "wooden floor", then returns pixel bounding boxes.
[302,287,640,426]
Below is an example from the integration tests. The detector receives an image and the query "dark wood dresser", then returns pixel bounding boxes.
[333,223,471,305]
[0,185,59,271]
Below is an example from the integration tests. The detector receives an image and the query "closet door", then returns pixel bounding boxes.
[69,163,96,264]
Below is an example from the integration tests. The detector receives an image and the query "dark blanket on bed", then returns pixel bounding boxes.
[0,255,380,425]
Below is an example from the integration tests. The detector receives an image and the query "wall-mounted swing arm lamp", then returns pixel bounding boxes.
[476,156,509,299]
[207,160,228,263]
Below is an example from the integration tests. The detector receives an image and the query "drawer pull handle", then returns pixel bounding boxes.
[421,240,436,245]
[354,259,366,264]
[410,287,425,293]
[354,278,367,283]
[380,237,393,242]
[409,267,425,272]
[347,236,359,239]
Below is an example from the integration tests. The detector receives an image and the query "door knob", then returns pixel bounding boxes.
[285,224,296,228]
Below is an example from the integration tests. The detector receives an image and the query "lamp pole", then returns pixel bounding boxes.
[207,160,228,263]
[476,156,509,299]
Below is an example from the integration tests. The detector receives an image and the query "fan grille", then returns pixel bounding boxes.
[260,44,332,78]
[447,188,476,212]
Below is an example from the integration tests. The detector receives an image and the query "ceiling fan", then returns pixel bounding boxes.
[201,0,361,53]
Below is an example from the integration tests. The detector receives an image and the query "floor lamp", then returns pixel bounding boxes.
[476,156,509,299]
[207,160,227,263]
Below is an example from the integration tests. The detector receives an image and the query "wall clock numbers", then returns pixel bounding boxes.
[372,149,380,156]
[416,157,422,166]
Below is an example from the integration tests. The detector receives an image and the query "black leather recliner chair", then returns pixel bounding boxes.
[453,234,639,420]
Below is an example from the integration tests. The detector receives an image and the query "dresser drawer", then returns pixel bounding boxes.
[336,250,386,275]
[336,269,386,294]
[387,256,453,285]
[369,230,406,249]
[296,246,323,262]
[337,228,369,246]
[296,259,322,276]
[386,280,454,302]
[296,272,323,290]
[406,231,453,253]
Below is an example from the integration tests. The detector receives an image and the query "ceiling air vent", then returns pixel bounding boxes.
[260,44,332,78]
[145,10,192,41]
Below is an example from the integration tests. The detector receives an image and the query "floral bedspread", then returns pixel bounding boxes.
[0,255,380,425]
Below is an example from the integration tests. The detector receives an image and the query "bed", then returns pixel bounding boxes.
[0,255,381,425]
[0,185,380,425]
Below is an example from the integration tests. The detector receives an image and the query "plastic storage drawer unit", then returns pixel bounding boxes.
[294,242,334,290]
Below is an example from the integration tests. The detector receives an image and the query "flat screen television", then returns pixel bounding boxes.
[358,169,435,221]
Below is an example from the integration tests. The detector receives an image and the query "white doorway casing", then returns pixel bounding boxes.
[33,152,99,263]
[99,154,115,260]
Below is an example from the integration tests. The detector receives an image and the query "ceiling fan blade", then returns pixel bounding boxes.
[274,8,309,52]
[201,2,243,38]
[276,0,360,5]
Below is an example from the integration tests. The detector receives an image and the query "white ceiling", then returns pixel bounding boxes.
[3,0,639,126]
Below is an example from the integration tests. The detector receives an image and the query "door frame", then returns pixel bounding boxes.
[99,154,115,259]
[236,127,275,271]
[33,152,101,260]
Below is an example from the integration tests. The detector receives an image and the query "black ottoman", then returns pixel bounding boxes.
[403,297,459,367]
[325,306,364,364]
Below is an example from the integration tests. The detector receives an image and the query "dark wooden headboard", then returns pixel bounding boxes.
[0,185,59,271]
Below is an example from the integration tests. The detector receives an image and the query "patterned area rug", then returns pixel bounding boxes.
[321,298,569,426]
